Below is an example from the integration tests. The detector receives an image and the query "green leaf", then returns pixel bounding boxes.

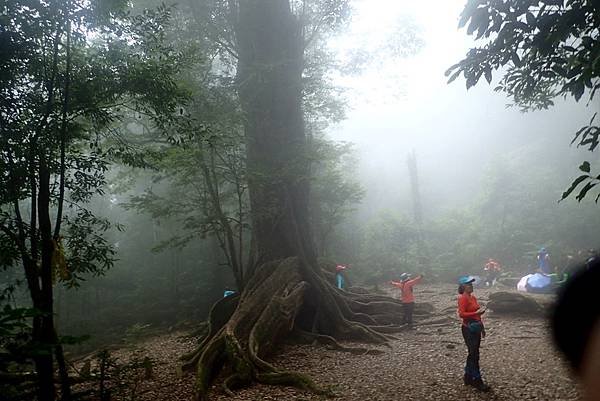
[445,63,460,77]
[525,12,536,25]
[572,80,585,101]
[511,53,521,67]
[484,66,492,84]
[552,65,567,77]
[579,161,591,173]
[447,70,462,84]
[561,174,588,200]
[576,182,596,202]
[458,0,479,28]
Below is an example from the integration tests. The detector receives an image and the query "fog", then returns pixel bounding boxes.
[327,0,598,218]
[3,1,600,398]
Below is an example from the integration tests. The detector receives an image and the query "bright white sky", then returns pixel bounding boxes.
[325,0,595,217]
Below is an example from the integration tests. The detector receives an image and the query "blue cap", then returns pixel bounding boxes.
[400,273,410,281]
[458,276,475,285]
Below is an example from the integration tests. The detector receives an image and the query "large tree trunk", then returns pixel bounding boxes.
[236,0,314,265]
[184,2,423,400]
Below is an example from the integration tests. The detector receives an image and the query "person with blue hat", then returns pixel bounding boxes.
[390,272,423,328]
[457,276,490,391]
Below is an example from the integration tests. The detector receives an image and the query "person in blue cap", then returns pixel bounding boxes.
[457,276,490,391]
[390,272,423,327]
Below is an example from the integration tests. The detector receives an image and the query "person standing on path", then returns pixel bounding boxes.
[457,276,490,392]
[391,273,422,328]
[335,264,348,289]
[537,247,552,274]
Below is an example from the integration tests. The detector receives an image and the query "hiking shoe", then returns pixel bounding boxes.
[471,378,491,392]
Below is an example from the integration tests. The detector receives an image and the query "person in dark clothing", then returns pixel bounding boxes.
[552,258,600,401]
[457,276,490,392]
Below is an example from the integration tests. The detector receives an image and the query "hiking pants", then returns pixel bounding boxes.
[461,325,481,379]
[336,273,344,289]
[403,302,414,325]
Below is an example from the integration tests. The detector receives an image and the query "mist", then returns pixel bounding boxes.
[2,1,599,400]
[329,0,598,219]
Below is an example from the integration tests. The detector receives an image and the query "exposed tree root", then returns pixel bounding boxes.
[180,294,239,371]
[416,317,455,327]
[256,371,332,396]
[186,257,429,400]
[294,329,385,355]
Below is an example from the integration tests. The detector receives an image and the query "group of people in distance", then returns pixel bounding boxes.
[382,256,599,395]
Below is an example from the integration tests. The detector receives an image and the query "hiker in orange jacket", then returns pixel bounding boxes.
[483,258,501,287]
[391,273,423,327]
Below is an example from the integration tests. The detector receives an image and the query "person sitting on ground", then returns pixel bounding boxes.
[390,272,423,327]
[552,258,600,401]
[335,264,347,289]
[483,258,501,287]
[457,276,490,392]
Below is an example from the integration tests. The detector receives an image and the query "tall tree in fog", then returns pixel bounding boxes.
[447,0,600,203]
[177,1,420,399]
[0,1,185,399]
[235,0,313,263]
[123,0,352,289]
[407,150,423,226]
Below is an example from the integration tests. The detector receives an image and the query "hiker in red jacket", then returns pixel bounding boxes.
[457,276,490,392]
[391,273,422,327]
[483,258,501,287]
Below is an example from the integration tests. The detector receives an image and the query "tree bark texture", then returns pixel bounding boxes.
[236,0,314,265]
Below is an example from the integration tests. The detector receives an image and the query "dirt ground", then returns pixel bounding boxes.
[83,283,581,401]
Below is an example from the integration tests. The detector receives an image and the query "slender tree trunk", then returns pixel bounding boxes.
[37,163,56,401]
[407,150,423,226]
[236,0,315,265]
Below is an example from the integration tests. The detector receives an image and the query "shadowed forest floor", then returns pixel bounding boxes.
[75,283,581,401]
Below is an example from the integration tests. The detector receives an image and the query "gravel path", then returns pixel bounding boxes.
[88,283,581,401]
